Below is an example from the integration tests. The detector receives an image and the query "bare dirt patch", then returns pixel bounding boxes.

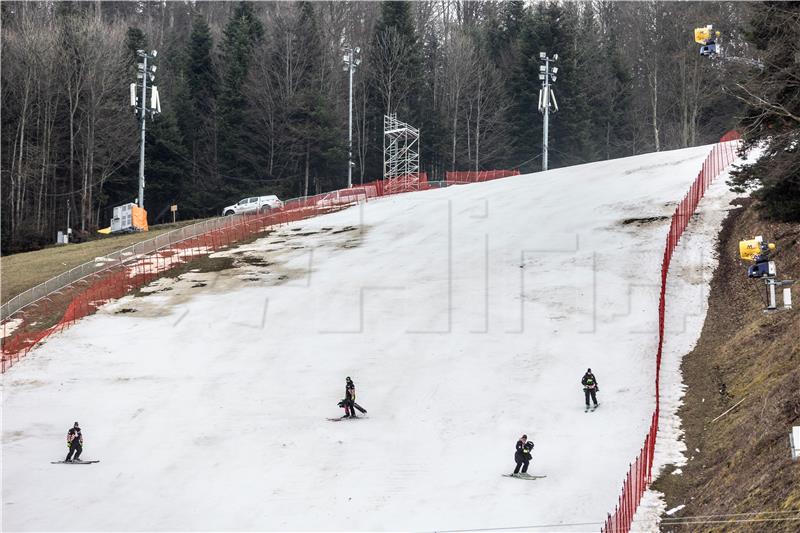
[621,216,670,225]
[653,198,800,531]
[331,225,359,234]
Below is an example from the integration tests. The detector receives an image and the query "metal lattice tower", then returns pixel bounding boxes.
[383,114,420,192]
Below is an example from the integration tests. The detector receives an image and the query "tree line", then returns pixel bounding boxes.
[2,1,756,253]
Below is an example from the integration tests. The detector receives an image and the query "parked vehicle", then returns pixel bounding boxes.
[222,195,283,216]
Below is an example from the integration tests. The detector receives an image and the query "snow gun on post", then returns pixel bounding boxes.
[739,236,794,312]
[694,25,721,56]
[694,25,763,68]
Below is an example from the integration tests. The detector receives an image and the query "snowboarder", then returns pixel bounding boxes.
[512,434,534,477]
[582,368,599,409]
[343,377,357,418]
[65,422,83,462]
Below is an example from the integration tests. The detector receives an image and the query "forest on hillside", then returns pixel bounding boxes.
[0,1,761,252]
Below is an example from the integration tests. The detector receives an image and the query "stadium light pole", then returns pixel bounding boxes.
[537,52,559,171]
[131,49,160,211]
[343,46,361,188]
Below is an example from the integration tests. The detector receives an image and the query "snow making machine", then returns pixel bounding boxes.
[694,25,721,56]
[739,236,793,312]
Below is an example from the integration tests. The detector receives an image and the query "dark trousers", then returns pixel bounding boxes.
[344,399,356,417]
[585,389,598,406]
[66,441,82,461]
[514,452,529,474]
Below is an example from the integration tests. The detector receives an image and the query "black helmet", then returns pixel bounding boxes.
[74,422,80,427]
[346,376,352,382]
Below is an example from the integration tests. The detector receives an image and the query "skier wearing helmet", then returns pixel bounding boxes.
[582,368,599,410]
[343,377,357,418]
[512,434,534,477]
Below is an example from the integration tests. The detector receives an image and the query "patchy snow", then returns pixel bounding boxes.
[631,148,758,531]
[666,504,686,516]
[123,246,215,279]
[2,145,740,531]
[1,317,24,339]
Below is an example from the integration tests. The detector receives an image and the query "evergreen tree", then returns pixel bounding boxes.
[729,2,800,221]
[287,2,345,195]
[365,1,423,179]
[505,4,542,171]
[176,14,219,214]
[145,108,191,222]
[217,1,264,191]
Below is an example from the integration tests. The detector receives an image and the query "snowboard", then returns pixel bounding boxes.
[503,474,547,480]
[335,401,368,414]
[327,416,367,422]
[51,460,100,464]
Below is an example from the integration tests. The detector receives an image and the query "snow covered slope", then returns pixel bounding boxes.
[2,145,739,531]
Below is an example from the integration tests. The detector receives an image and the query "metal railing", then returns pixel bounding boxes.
[1,215,250,321]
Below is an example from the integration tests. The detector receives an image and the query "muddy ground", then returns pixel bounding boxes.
[653,198,800,531]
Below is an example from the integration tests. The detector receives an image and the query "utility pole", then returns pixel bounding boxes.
[130,49,161,211]
[537,52,559,171]
[342,46,361,188]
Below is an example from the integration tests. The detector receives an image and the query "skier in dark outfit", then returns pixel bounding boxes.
[513,434,534,476]
[65,422,83,462]
[582,369,599,408]
[343,377,357,418]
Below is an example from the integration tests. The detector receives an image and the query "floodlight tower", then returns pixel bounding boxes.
[130,49,161,211]
[343,46,361,188]
[537,51,559,171]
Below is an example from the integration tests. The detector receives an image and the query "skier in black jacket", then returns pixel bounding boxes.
[512,434,534,476]
[65,422,83,462]
[343,377,357,418]
[582,369,599,408]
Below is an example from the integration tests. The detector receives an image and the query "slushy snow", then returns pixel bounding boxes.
[2,144,738,531]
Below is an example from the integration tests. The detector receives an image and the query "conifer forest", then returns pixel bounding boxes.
[2,1,797,252]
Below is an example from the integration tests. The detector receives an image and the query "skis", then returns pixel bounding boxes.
[51,460,99,464]
[503,474,546,480]
[334,400,368,417]
[584,403,600,413]
[327,415,367,422]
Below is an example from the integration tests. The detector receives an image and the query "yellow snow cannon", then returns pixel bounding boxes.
[739,236,775,262]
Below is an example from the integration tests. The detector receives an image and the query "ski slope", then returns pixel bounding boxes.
[2,145,739,532]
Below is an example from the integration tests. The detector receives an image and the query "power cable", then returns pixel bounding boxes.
[430,509,800,533]
[431,521,603,533]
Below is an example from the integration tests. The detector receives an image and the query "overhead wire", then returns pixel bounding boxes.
[430,509,800,533]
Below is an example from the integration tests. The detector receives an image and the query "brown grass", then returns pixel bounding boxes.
[653,198,800,531]
[0,219,209,303]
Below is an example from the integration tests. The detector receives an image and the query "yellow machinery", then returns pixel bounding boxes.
[739,236,793,312]
[694,25,720,45]
[694,25,721,56]
[739,236,775,262]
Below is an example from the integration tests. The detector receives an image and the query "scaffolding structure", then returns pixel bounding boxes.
[383,114,420,193]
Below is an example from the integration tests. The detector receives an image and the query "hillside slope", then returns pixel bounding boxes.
[2,145,736,531]
[654,198,800,531]
[1,219,206,303]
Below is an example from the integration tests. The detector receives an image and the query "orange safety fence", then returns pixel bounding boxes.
[445,169,521,182]
[601,133,741,533]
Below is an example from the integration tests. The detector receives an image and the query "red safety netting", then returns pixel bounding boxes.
[445,169,521,182]
[601,133,741,533]
[1,169,517,372]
